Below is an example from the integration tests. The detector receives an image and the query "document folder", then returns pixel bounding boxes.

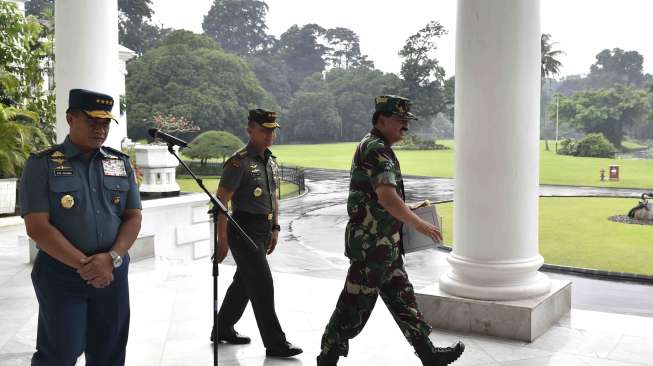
[402,202,442,253]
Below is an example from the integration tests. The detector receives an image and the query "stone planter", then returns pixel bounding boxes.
[0,178,18,214]
[134,144,181,195]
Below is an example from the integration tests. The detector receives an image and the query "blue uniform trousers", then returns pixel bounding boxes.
[30,252,130,366]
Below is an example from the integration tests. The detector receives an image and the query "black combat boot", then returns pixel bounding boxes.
[316,348,339,366]
[414,337,465,366]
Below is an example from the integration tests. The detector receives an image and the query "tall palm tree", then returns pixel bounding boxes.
[541,33,564,85]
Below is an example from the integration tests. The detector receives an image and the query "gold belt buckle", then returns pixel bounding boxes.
[267,213,273,221]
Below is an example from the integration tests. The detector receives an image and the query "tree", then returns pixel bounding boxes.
[202,0,273,56]
[26,0,168,55]
[0,100,48,177]
[442,76,455,123]
[324,68,403,140]
[588,48,649,88]
[25,0,52,17]
[324,27,373,70]
[541,33,563,85]
[184,130,244,164]
[553,85,651,148]
[246,54,292,107]
[1,1,55,142]
[279,24,328,93]
[398,21,448,118]
[126,30,275,141]
[284,91,340,143]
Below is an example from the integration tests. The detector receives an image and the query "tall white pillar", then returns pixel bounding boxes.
[55,0,123,149]
[439,0,550,300]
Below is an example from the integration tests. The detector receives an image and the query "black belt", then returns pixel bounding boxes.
[232,211,273,221]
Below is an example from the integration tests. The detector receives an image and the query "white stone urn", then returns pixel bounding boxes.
[0,178,18,214]
[134,144,181,194]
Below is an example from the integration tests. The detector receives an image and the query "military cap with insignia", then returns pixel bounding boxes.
[374,95,418,120]
[67,88,119,123]
[249,108,280,129]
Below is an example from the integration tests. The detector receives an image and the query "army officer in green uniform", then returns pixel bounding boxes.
[20,89,142,366]
[317,96,465,366]
[213,109,302,358]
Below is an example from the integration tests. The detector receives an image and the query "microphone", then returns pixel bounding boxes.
[148,128,189,148]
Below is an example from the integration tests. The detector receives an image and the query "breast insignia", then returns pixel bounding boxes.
[61,195,75,209]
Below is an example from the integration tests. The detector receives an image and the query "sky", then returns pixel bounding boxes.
[150,0,653,78]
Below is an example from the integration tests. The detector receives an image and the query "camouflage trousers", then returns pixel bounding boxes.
[320,256,432,356]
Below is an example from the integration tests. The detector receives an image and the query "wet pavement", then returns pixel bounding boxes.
[260,168,653,317]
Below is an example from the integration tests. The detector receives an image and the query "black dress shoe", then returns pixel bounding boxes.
[266,342,303,357]
[214,328,251,345]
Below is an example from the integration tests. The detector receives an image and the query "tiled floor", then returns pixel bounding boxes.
[2,250,653,366]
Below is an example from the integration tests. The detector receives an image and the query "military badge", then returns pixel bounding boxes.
[253,187,263,197]
[50,151,66,165]
[61,194,75,209]
[231,159,241,168]
[102,158,127,176]
[112,196,121,205]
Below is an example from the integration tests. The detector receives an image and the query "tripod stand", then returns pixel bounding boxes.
[165,143,257,366]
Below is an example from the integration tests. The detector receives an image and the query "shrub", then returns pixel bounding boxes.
[184,130,244,164]
[557,138,578,156]
[397,134,450,150]
[557,133,616,158]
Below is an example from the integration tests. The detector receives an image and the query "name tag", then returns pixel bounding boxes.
[102,159,127,177]
[53,164,74,176]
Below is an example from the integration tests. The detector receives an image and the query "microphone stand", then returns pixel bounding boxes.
[165,143,258,366]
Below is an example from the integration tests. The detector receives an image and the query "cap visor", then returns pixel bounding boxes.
[261,122,280,129]
[394,112,418,121]
[84,110,119,123]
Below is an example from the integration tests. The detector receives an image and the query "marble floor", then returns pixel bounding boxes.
[1,251,653,366]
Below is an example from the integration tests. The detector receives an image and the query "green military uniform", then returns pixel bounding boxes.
[320,96,433,358]
[216,109,289,350]
[220,143,279,216]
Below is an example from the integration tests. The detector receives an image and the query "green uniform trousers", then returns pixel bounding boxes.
[320,256,432,356]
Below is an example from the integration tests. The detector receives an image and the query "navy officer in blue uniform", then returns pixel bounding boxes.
[20,88,142,366]
[213,109,302,358]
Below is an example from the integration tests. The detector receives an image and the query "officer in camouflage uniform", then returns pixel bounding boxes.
[20,89,142,365]
[317,96,465,366]
[213,109,302,358]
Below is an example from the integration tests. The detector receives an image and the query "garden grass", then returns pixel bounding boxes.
[272,140,653,189]
[436,197,653,275]
[177,176,299,199]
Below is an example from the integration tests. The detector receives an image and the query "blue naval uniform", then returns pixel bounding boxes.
[20,136,141,366]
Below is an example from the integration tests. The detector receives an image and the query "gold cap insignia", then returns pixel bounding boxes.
[253,187,263,197]
[61,194,75,209]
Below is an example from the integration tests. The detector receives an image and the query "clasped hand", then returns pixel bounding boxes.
[78,253,114,288]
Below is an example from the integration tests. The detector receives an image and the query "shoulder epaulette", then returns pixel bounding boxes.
[30,145,61,158]
[102,146,130,158]
[224,148,247,168]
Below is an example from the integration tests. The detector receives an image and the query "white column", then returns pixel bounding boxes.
[439,0,550,300]
[55,0,123,149]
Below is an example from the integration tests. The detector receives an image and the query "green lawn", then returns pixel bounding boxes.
[177,176,299,199]
[436,197,653,275]
[272,140,653,189]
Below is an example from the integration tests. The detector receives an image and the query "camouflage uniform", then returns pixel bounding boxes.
[320,127,432,357]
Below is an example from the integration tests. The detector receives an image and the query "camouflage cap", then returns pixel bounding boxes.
[374,95,418,120]
[68,88,118,123]
[249,108,280,129]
